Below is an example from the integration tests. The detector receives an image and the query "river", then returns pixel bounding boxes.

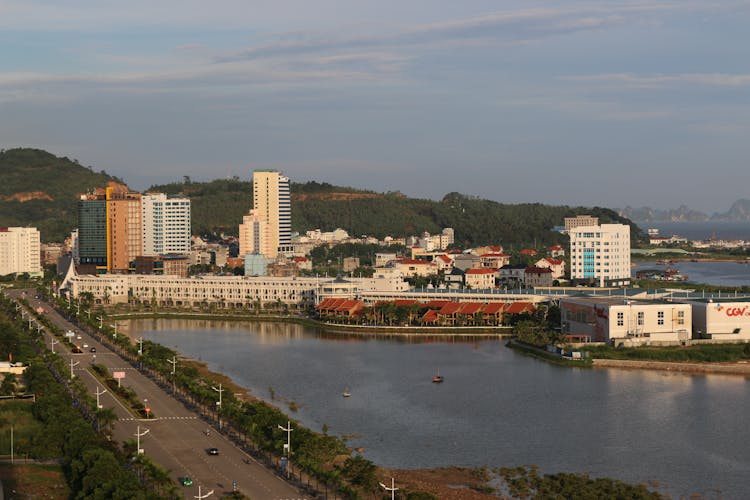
[126,318,750,498]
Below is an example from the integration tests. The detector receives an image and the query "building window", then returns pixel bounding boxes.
[637,311,644,326]
[658,310,664,325]
[677,310,685,325]
[617,312,624,326]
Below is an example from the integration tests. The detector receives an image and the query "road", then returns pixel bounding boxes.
[8,289,307,499]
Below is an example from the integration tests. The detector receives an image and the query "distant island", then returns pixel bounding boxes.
[618,199,750,223]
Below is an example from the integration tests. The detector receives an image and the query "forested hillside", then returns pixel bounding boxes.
[0,148,120,241]
[150,179,643,247]
[0,148,642,246]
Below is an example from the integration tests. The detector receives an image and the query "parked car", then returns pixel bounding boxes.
[207,447,219,456]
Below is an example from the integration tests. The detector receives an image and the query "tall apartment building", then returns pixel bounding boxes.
[106,184,142,272]
[77,191,108,271]
[252,170,291,258]
[569,223,631,287]
[141,193,191,256]
[0,227,42,277]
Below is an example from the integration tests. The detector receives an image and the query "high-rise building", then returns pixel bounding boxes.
[77,191,108,271]
[77,183,191,274]
[142,193,191,256]
[252,170,291,258]
[569,223,631,287]
[106,184,142,272]
[0,227,42,277]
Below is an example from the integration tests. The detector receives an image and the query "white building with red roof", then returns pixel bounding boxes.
[535,257,565,279]
[464,268,497,289]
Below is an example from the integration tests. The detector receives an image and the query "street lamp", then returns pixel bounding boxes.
[96,386,107,409]
[112,323,119,340]
[212,383,224,428]
[98,316,103,329]
[167,356,177,393]
[194,485,214,499]
[379,477,398,500]
[50,338,58,353]
[135,425,149,454]
[277,420,292,478]
[137,337,144,356]
[69,359,79,379]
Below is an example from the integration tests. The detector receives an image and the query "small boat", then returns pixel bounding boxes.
[342,389,351,397]
[432,374,444,383]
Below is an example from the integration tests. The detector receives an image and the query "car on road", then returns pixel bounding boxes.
[179,476,193,487]
[207,447,219,456]
[76,335,82,340]
[89,347,96,353]
[72,346,83,353]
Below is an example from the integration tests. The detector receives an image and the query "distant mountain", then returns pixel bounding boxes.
[620,200,750,223]
[712,199,750,222]
[0,148,122,242]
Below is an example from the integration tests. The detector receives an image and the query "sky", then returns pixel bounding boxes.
[1,1,749,214]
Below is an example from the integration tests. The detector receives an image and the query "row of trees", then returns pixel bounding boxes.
[0,293,169,498]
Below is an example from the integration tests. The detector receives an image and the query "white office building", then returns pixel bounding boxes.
[0,227,42,277]
[141,193,191,256]
[569,223,631,287]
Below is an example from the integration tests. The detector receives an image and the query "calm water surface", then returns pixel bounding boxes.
[126,319,750,498]
[633,261,750,287]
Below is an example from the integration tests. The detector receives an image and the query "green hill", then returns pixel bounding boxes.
[0,148,643,247]
[149,179,643,247]
[0,148,121,242]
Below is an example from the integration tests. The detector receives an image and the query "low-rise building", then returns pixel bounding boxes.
[524,267,554,287]
[464,268,497,289]
[681,298,750,341]
[395,259,438,277]
[535,257,565,279]
[561,297,692,344]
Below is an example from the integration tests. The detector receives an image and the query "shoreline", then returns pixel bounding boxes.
[592,358,750,375]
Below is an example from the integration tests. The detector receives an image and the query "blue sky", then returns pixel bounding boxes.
[1,1,749,213]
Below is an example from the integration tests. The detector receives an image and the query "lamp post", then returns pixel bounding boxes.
[167,356,177,393]
[137,337,144,356]
[96,387,107,409]
[98,316,103,329]
[194,485,214,499]
[135,425,149,454]
[212,383,224,428]
[50,338,58,353]
[278,420,292,478]
[379,477,398,500]
[112,323,119,340]
[69,359,79,379]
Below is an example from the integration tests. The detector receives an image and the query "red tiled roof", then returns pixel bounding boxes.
[459,303,484,315]
[439,302,463,315]
[422,310,439,323]
[482,302,506,314]
[520,249,537,255]
[548,244,563,250]
[394,299,419,307]
[425,300,452,309]
[543,258,563,265]
[466,268,497,274]
[437,255,453,263]
[505,302,536,314]
[336,300,363,312]
[293,257,309,262]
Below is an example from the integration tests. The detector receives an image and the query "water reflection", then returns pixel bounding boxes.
[126,318,750,498]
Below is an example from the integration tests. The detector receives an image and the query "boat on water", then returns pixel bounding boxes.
[342,389,351,397]
[432,374,444,383]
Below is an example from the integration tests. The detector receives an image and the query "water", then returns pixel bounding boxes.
[636,221,750,241]
[127,318,750,498]
[633,261,750,287]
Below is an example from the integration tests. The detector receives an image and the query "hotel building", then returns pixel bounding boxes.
[569,223,631,287]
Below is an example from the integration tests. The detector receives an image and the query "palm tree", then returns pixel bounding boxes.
[95,407,118,437]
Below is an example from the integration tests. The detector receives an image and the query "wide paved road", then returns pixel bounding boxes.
[9,289,306,500]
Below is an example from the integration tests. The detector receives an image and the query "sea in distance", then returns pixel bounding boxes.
[126,319,750,499]
[636,220,750,241]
